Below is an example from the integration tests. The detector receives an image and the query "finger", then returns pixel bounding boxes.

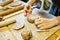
[24,7,31,14]
[35,20,43,25]
[28,6,32,14]
[25,4,31,10]
[40,24,51,30]
[26,5,31,10]
[40,27,48,30]
[37,24,43,28]
[35,18,48,23]
[35,17,45,22]
[38,18,47,20]
[36,16,41,19]
[35,19,41,22]
[24,10,28,16]
[38,24,48,30]
[35,21,41,25]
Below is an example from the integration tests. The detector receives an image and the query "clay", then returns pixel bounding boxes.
[27,14,41,23]
[21,30,32,40]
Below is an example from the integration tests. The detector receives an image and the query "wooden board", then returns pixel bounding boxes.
[0,26,15,40]
[47,29,60,40]
[0,12,60,40]
[7,13,60,40]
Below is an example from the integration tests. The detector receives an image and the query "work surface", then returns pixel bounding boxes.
[0,10,60,40]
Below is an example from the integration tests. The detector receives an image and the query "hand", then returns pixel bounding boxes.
[24,4,32,16]
[35,18,59,30]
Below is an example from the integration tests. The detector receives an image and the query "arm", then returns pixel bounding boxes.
[56,16,60,23]
[27,0,36,5]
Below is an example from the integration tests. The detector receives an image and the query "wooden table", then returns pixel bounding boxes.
[0,11,60,40]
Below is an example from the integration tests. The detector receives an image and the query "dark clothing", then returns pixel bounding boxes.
[49,0,60,16]
[21,0,28,2]
[52,0,60,8]
[49,4,60,16]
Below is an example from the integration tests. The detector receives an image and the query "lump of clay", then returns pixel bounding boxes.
[27,14,42,23]
[21,30,32,40]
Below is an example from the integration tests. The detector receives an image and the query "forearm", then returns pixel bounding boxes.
[27,0,36,5]
[56,16,60,23]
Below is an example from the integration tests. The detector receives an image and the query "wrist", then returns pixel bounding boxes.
[55,16,60,23]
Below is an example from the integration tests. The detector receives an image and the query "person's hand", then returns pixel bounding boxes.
[35,17,59,30]
[24,4,32,16]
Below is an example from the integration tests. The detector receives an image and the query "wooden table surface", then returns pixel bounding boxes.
[0,0,60,40]
[0,11,60,40]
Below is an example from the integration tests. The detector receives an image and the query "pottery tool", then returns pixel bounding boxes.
[12,13,25,30]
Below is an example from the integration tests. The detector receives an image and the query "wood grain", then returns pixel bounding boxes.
[0,0,13,6]
[7,13,60,40]
[0,5,24,16]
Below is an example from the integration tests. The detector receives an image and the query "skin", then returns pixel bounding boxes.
[24,0,36,16]
[24,0,60,30]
